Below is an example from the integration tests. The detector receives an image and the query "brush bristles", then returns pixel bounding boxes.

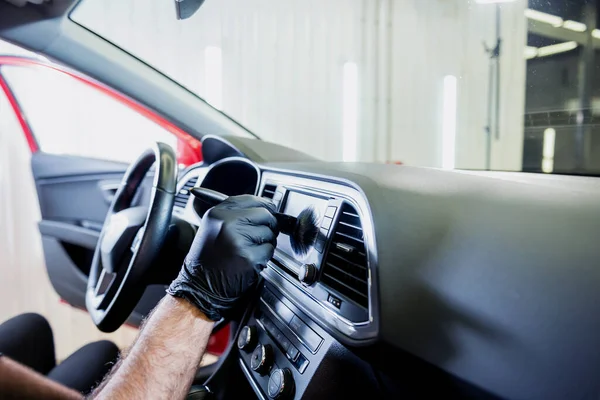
[290,207,319,256]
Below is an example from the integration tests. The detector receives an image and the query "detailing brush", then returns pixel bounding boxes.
[191,187,319,256]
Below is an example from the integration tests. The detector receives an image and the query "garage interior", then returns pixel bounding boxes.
[0,0,598,362]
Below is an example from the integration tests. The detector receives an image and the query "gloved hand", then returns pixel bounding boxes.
[167,195,278,321]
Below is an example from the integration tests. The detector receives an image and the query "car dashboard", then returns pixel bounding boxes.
[175,152,380,399]
[172,135,600,400]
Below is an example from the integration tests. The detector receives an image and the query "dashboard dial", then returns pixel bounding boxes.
[250,344,273,375]
[298,263,318,286]
[237,325,257,351]
[268,368,294,399]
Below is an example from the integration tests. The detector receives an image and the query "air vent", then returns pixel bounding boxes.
[261,183,277,199]
[174,176,198,209]
[320,203,369,309]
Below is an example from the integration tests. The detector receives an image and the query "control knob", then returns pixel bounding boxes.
[250,344,273,375]
[298,263,318,286]
[237,325,257,351]
[268,368,294,399]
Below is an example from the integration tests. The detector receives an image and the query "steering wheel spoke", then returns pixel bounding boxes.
[93,269,116,298]
[100,206,147,274]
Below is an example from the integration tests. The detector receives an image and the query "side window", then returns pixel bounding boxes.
[1,65,178,164]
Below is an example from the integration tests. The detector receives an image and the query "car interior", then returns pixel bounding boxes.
[3,0,600,399]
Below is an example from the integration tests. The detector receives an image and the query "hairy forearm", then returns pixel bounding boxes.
[0,356,82,400]
[90,296,214,400]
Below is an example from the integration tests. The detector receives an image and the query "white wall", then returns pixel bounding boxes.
[385,0,527,170]
[73,0,527,168]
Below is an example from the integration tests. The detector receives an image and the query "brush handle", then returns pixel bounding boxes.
[190,187,295,235]
[191,187,228,204]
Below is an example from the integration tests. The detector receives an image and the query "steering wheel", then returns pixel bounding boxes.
[86,143,177,332]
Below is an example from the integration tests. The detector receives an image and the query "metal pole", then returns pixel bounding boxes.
[486,58,493,171]
[494,4,501,141]
[575,2,596,171]
[484,5,501,170]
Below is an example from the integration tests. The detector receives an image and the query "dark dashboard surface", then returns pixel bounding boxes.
[196,136,600,399]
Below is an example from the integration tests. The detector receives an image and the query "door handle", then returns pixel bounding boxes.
[99,181,121,204]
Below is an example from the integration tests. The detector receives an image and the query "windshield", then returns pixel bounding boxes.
[71,0,600,174]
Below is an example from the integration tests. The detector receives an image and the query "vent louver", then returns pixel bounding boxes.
[320,203,369,309]
[261,183,277,199]
[174,176,198,209]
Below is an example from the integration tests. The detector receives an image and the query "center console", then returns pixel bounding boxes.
[236,170,379,399]
[238,283,333,399]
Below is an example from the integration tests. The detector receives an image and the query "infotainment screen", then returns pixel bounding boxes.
[276,190,328,259]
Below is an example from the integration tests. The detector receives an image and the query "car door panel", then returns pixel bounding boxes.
[40,234,89,310]
[32,152,162,324]
[38,220,100,251]
[33,152,128,223]
[31,153,125,310]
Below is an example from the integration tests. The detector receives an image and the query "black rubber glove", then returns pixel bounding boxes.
[167,195,278,321]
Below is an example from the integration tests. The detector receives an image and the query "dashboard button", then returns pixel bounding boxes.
[272,302,294,324]
[278,335,291,352]
[267,323,277,337]
[321,216,333,230]
[315,238,325,253]
[262,291,277,306]
[262,292,294,324]
[274,329,284,343]
[260,316,274,334]
[237,325,257,351]
[289,316,322,353]
[250,344,273,375]
[286,345,299,362]
[325,206,337,218]
[318,228,328,241]
[295,355,309,374]
[327,294,342,309]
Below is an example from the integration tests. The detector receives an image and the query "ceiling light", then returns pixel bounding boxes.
[543,128,556,160]
[525,9,563,28]
[537,41,578,57]
[562,20,587,32]
[542,128,556,173]
[524,46,538,60]
[592,29,600,39]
